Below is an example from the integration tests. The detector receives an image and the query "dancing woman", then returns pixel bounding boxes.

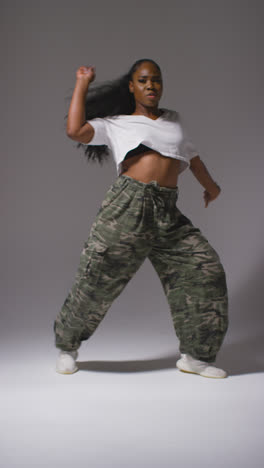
[54,58,229,378]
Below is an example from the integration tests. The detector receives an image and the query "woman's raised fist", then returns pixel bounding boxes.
[76,65,96,84]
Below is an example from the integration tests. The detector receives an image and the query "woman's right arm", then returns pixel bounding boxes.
[66,66,96,144]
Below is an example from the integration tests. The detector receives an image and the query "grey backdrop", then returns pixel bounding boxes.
[1,1,263,468]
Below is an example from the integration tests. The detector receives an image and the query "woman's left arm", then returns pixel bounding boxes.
[189,156,221,208]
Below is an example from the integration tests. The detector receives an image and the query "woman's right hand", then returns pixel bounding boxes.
[76,65,96,86]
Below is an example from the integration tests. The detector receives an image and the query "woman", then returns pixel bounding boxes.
[54,58,229,378]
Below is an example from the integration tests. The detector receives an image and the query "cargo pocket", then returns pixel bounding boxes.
[81,244,108,287]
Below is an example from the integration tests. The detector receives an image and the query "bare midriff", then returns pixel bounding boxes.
[121,150,182,188]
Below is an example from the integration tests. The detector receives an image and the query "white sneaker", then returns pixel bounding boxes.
[176,353,227,378]
[56,350,79,374]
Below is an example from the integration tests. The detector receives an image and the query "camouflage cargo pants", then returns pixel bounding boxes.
[53,174,229,363]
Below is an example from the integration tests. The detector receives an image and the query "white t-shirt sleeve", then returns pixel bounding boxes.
[179,131,200,161]
[176,112,200,161]
[85,117,110,146]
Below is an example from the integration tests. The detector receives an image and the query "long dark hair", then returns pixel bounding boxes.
[64,58,161,167]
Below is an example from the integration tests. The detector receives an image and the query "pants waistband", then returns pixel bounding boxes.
[116,174,179,196]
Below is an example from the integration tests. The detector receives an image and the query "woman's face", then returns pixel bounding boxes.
[129,62,163,108]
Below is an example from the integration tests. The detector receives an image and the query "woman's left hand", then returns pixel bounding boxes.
[203,183,221,207]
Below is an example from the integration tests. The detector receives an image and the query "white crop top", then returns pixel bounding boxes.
[84,108,199,175]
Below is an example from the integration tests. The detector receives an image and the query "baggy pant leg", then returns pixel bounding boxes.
[53,177,152,352]
[53,241,148,352]
[148,207,229,363]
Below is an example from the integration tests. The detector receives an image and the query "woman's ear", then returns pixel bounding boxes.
[128,80,134,93]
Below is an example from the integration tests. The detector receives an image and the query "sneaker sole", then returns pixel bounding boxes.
[56,366,79,374]
[176,364,227,379]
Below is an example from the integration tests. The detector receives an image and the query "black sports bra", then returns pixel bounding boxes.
[123,143,153,161]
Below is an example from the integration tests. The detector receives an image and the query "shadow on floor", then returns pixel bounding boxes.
[76,334,264,376]
[77,353,181,373]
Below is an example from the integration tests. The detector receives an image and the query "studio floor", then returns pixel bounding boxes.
[1,336,263,468]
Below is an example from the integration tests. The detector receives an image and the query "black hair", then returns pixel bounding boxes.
[64,58,162,167]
